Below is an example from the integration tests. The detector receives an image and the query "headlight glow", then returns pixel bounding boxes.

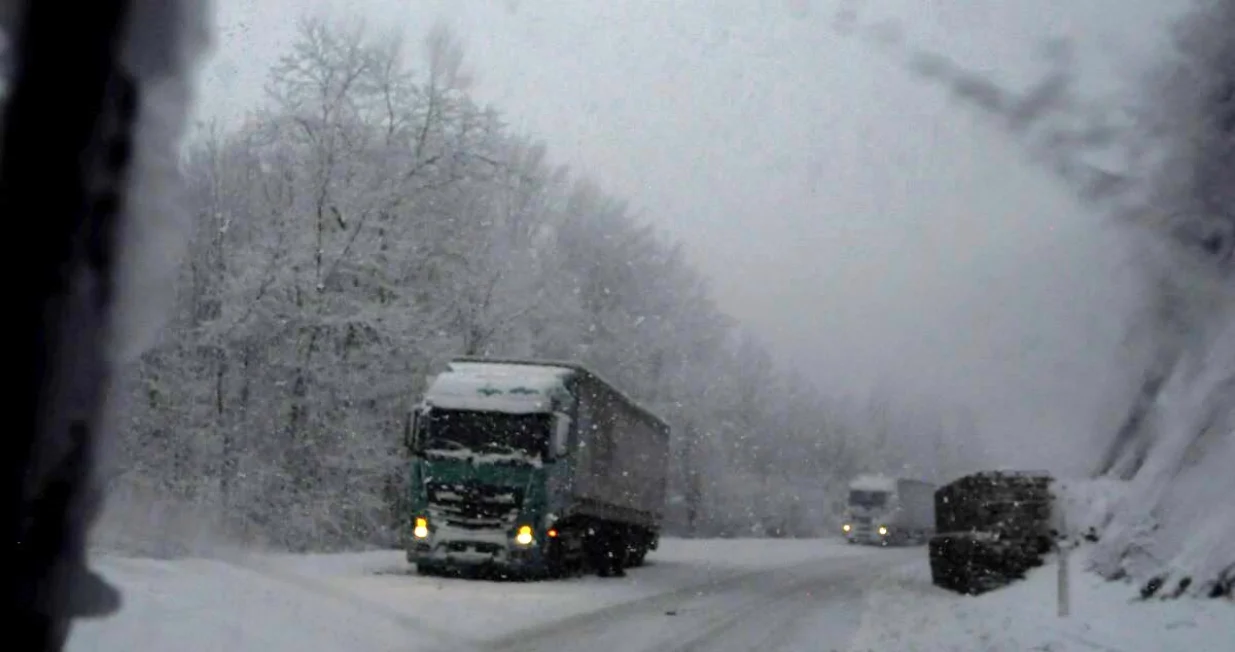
[514,525,535,546]
[413,516,429,539]
[878,525,888,536]
[842,523,851,533]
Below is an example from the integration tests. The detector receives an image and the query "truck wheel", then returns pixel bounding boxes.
[600,526,628,577]
[543,547,563,579]
[563,547,586,577]
[605,533,627,577]
[585,526,611,577]
[609,544,628,577]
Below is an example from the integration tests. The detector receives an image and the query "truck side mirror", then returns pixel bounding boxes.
[404,408,422,453]
[402,411,412,452]
[552,414,570,458]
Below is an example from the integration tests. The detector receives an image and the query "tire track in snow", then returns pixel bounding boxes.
[477,550,914,652]
[474,561,818,652]
[201,552,478,649]
[657,570,844,652]
[659,555,890,652]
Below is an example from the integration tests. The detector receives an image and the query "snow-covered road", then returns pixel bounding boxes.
[66,539,1232,652]
[66,539,894,651]
[479,551,897,652]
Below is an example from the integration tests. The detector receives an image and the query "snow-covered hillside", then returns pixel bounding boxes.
[1086,302,1235,596]
[1080,0,1235,593]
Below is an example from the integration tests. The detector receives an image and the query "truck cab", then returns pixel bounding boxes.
[404,358,670,578]
[404,362,573,577]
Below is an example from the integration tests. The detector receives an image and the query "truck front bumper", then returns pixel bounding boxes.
[844,527,889,545]
[407,537,549,574]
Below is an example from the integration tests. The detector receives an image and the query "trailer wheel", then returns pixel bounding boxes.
[588,524,629,577]
[606,535,629,577]
[543,541,564,579]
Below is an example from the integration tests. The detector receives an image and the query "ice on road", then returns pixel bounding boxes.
[66,539,1232,652]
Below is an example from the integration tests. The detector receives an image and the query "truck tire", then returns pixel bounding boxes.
[605,532,628,577]
[543,541,565,579]
[586,523,628,578]
[586,525,611,577]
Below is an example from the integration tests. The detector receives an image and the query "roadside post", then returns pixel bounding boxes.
[1056,505,1070,618]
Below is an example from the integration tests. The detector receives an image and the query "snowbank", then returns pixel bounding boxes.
[1052,476,1130,541]
[850,552,1234,651]
[91,480,266,558]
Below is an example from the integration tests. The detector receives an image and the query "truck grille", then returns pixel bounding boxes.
[850,516,876,540]
[426,482,523,530]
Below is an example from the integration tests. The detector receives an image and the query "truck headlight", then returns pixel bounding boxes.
[878,525,888,536]
[413,516,429,539]
[514,525,535,546]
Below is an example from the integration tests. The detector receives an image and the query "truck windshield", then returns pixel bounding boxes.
[848,490,889,508]
[420,409,552,459]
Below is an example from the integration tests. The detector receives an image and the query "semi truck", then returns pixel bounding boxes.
[403,357,671,578]
[841,474,936,546]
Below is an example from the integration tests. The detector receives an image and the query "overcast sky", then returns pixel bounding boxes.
[192,0,1186,473]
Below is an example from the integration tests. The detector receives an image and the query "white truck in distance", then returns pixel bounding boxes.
[842,474,936,546]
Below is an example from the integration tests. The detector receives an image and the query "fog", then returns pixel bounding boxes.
[192,0,1184,474]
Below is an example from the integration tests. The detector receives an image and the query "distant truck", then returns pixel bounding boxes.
[841,474,936,545]
[403,357,671,578]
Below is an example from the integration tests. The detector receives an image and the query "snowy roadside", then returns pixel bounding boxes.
[847,548,1234,652]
